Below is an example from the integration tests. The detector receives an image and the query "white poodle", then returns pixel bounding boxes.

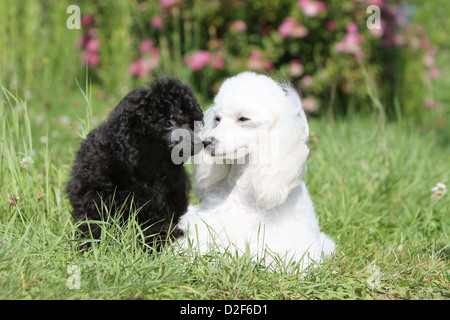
[179,72,335,269]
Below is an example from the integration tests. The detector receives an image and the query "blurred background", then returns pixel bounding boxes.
[1,0,448,128]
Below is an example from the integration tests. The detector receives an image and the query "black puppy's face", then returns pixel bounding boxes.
[128,77,204,162]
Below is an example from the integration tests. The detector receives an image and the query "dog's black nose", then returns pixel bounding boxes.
[202,136,216,147]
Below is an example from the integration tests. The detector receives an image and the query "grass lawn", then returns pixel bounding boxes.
[0,85,448,300]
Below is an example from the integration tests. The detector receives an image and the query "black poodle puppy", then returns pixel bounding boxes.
[66,76,203,249]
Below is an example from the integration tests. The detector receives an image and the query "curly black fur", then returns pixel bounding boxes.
[66,76,203,249]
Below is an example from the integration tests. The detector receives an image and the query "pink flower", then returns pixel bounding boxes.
[301,75,314,87]
[160,0,177,8]
[423,48,437,67]
[129,59,148,78]
[371,0,384,7]
[85,38,99,52]
[265,61,274,70]
[129,54,160,78]
[210,52,225,69]
[368,19,385,39]
[139,39,153,53]
[129,59,142,76]
[247,51,273,71]
[229,20,247,33]
[151,16,164,29]
[80,16,99,68]
[298,0,326,17]
[334,22,365,60]
[278,17,296,38]
[87,28,98,38]
[346,22,359,34]
[150,47,160,57]
[187,50,211,71]
[429,67,440,79]
[334,34,365,60]
[288,60,304,77]
[326,20,336,31]
[83,51,100,67]
[81,15,94,26]
[249,51,262,60]
[421,38,430,50]
[425,98,442,109]
[292,24,308,38]
[129,44,161,78]
[301,97,319,113]
[80,35,89,48]
[393,33,406,46]
[278,17,308,38]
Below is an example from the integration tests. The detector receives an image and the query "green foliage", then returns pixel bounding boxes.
[1,0,82,100]
[1,0,445,118]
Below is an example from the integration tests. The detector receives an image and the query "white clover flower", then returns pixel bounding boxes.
[20,156,34,169]
[59,115,71,125]
[431,182,446,199]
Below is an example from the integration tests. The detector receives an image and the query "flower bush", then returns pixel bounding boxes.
[80,15,100,68]
[80,0,439,116]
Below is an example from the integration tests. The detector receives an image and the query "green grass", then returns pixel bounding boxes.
[0,84,448,300]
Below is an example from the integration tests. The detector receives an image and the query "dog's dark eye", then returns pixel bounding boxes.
[214,116,221,123]
[165,120,174,128]
[238,117,250,122]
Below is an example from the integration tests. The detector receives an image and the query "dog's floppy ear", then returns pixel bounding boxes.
[192,106,231,200]
[106,98,140,166]
[247,84,310,210]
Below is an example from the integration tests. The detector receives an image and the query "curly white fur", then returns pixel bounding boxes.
[178,72,335,269]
